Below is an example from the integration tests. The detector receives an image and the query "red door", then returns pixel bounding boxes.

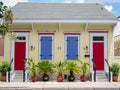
[93,42,104,70]
[14,42,26,70]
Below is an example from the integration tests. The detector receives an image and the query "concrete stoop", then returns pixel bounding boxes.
[0,82,120,90]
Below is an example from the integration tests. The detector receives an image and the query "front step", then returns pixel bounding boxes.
[96,71,109,82]
[10,70,24,82]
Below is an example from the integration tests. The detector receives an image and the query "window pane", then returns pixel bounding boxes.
[93,36,104,41]
[0,35,4,56]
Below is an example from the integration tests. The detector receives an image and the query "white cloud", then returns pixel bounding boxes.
[0,0,28,7]
[104,5,113,12]
[64,0,72,3]
[76,0,84,3]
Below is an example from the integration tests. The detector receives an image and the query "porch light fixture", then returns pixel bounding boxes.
[30,45,35,51]
[84,45,88,53]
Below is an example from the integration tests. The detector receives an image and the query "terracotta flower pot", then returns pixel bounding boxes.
[80,75,87,82]
[57,76,63,82]
[2,75,6,82]
[31,76,38,82]
[113,75,118,82]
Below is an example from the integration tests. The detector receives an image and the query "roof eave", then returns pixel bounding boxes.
[13,19,118,24]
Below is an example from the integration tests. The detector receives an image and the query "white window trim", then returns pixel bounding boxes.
[65,35,80,60]
[11,32,29,70]
[39,35,54,60]
[90,33,108,72]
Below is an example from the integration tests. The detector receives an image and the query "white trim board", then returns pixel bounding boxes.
[13,20,117,24]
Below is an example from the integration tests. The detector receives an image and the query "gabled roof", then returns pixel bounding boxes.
[12,2,118,24]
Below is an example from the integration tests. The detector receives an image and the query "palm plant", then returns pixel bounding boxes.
[0,61,11,81]
[55,61,66,82]
[37,61,54,81]
[0,61,10,76]
[26,58,38,82]
[66,61,79,74]
[110,63,120,81]
[66,61,79,81]
[79,60,90,82]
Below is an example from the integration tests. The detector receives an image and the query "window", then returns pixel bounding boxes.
[93,36,104,41]
[0,35,4,56]
[114,35,120,56]
[65,35,79,60]
[17,36,26,40]
[39,35,53,60]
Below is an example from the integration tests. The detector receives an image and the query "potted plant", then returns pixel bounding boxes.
[79,60,90,82]
[65,61,79,82]
[37,61,54,81]
[55,61,66,82]
[26,58,38,82]
[0,61,11,82]
[110,63,120,82]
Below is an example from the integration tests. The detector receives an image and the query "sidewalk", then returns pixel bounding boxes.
[0,81,120,90]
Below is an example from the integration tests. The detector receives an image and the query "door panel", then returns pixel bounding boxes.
[67,36,78,60]
[14,42,26,70]
[93,42,104,70]
[40,36,52,60]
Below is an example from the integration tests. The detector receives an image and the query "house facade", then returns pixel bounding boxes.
[0,2,118,81]
[114,22,120,63]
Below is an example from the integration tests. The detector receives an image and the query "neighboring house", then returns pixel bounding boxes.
[0,2,117,82]
[114,21,120,63]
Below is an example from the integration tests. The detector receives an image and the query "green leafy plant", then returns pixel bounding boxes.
[26,58,38,76]
[65,61,79,81]
[37,61,54,74]
[0,1,14,35]
[79,60,90,76]
[37,61,54,81]
[110,63,120,76]
[55,61,66,76]
[0,61,11,76]
[66,61,79,74]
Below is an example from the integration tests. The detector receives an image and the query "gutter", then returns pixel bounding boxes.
[13,20,118,24]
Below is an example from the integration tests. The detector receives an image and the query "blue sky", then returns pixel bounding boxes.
[1,0,120,17]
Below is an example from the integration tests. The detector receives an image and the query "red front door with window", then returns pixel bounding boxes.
[93,42,104,70]
[14,42,26,70]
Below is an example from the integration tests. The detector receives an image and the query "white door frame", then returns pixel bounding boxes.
[11,32,29,70]
[90,33,108,72]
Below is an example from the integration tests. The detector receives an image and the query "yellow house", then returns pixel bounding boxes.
[0,2,118,82]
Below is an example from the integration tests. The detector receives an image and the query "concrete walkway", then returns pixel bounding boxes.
[0,81,120,90]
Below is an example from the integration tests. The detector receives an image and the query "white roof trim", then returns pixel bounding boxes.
[13,20,118,24]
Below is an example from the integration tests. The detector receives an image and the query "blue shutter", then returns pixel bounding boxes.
[67,36,78,60]
[40,36,52,60]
